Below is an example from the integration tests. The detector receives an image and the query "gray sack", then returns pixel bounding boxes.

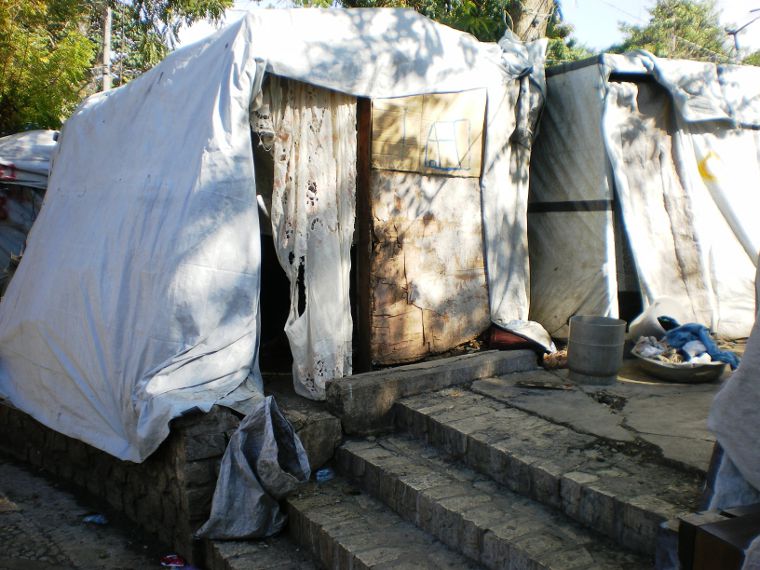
[196,395,311,539]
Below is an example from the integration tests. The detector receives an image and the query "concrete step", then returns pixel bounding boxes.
[286,477,483,569]
[338,435,649,570]
[326,350,539,435]
[394,386,703,555]
[205,535,318,570]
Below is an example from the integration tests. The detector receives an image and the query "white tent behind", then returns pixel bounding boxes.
[0,130,57,271]
[0,130,57,190]
[529,53,760,339]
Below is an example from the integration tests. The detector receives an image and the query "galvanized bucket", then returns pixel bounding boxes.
[567,316,626,385]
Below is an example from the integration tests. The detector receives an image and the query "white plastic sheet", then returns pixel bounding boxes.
[603,81,712,325]
[602,61,760,338]
[0,130,56,271]
[0,19,268,462]
[0,130,57,190]
[0,9,547,461]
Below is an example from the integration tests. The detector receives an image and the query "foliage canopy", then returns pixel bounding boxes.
[102,0,231,84]
[612,0,729,62]
[0,0,95,134]
[0,0,231,134]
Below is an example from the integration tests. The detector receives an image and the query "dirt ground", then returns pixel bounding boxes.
[0,453,175,570]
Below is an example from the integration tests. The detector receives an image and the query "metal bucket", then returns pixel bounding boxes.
[567,316,626,385]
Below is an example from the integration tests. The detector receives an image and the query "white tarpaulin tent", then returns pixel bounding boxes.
[0,130,56,190]
[529,53,760,339]
[0,130,57,270]
[0,9,546,462]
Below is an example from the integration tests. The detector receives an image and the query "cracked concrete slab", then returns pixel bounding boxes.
[471,370,636,442]
[472,360,725,473]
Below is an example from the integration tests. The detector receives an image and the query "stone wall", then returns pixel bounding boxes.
[0,402,240,564]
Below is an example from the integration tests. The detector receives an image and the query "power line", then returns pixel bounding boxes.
[594,0,647,24]
[590,0,732,63]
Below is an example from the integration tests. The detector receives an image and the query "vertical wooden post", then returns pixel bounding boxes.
[354,97,372,372]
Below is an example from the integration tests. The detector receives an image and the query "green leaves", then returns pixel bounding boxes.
[104,0,233,84]
[0,0,95,134]
[0,0,234,134]
[612,0,730,62]
[333,0,525,43]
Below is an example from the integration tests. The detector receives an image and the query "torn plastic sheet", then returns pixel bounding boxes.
[195,396,310,540]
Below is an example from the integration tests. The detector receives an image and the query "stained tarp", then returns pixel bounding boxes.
[529,53,760,338]
[0,9,546,461]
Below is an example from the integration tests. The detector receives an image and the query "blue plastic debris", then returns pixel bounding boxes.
[82,513,108,525]
[315,468,335,483]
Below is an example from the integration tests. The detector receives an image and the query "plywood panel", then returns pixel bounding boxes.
[371,90,486,178]
[369,170,490,365]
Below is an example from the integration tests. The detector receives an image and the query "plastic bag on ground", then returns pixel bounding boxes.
[195,396,310,540]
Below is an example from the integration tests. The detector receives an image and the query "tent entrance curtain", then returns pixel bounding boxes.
[603,79,759,338]
[254,76,357,400]
[603,80,711,326]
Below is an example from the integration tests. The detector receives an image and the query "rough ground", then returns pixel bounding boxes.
[0,454,171,570]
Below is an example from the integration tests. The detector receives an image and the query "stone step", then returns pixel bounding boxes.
[205,536,318,570]
[326,350,539,435]
[338,435,650,570]
[286,477,483,569]
[394,386,703,555]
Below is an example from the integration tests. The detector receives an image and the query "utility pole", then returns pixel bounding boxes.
[726,8,760,63]
[102,3,112,91]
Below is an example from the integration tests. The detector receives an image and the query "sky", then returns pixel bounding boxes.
[179,0,760,55]
[560,0,760,53]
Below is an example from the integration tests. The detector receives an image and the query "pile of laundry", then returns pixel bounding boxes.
[633,319,741,370]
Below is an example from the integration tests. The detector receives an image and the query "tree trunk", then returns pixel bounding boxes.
[102,4,112,91]
[508,0,553,41]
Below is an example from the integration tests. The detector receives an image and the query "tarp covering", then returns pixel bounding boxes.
[0,131,57,271]
[0,8,546,461]
[529,53,760,338]
[0,130,57,190]
[528,63,616,337]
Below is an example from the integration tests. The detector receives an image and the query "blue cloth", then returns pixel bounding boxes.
[664,323,741,370]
